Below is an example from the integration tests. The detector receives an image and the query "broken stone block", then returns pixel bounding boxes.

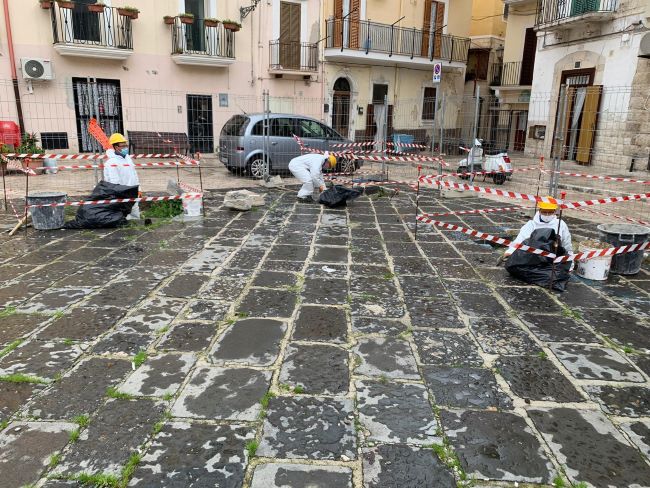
[223,190,266,211]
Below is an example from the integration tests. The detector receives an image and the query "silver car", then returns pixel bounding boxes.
[219,113,359,178]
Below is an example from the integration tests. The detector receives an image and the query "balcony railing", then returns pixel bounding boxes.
[325,19,470,63]
[490,61,523,86]
[269,40,318,72]
[171,18,235,59]
[51,2,133,50]
[536,0,617,26]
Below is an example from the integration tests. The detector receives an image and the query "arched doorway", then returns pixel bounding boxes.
[332,78,351,138]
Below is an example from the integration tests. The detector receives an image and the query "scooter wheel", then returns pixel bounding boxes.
[493,173,507,185]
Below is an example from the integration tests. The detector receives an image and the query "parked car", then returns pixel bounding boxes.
[219,113,359,178]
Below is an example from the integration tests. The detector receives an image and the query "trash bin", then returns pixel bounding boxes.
[597,223,650,275]
[393,134,414,153]
[42,158,58,175]
[26,191,67,230]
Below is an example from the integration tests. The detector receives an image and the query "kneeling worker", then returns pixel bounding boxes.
[504,198,573,260]
[288,152,337,203]
[104,133,140,220]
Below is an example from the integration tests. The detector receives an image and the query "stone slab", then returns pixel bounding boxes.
[0,382,45,423]
[585,385,650,417]
[529,408,650,487]
[279,343,349,395]
[413,330,483,367]
[403,296,464,329]
[353,337,419,380]
[442,410,552,483]
[362,444,456,488]
[550,344,645,382]
[0,340,83,380]
[258,396,356,460]
[519,314,600,344]
[211,318,286,366]
[184,299,230,321]
[350,317,407,336]
[470,317,541,355]
[129,422,253,487]
[302,278,349,306]
[158,322,216,352]
[0,313,46,345]
[250,463,353,488]
[91,331,156,356]
[356,380,439,445]
[619,420,650,458]
[172,366,270,421]
[117,296,186,334]
[237,289,297,318]
[422,366,512,410]
[158,273,211,298]
[119,353,196,397]
[39,306,125,341]
[292,305,347,343]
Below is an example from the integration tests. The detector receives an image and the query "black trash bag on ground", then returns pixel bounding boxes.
[318,185,361,208]
[64,181,138,229]
[505,227,572,292]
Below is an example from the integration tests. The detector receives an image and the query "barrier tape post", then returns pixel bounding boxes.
[1,157,6,211]
[197,152,206,217]
[23,158,30,236]
[548,191,567,291]
[414,165,422,241]
[533,156,544,218]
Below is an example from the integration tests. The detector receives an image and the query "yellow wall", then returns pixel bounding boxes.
[470,0,505,38]
[503,2,536,62]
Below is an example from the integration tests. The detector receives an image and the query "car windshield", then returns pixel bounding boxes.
[221,115,249,137]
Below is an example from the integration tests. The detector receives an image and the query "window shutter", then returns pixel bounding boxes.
[365,104,375,139]
[350,0,361,49]
[421,0,432,57]
[333,0,344,47]
[434,2,445,58]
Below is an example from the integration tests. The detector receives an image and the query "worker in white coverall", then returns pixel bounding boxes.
[103,133,140,220]
[503,198,574,268]
[288,152,337,203]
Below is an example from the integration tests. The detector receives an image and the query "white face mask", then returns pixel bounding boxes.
[539,213,556,223]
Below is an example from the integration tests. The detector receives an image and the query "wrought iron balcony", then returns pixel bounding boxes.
[325,19,470,65]
[50,2,133,59]
[269,40,318,75]
[536,0,617,28]
[170,18,236,67]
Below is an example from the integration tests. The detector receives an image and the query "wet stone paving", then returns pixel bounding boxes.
[0,188,649,488]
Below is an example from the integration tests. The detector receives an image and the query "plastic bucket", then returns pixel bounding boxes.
[597,223,650,275]
[26,191,67,230]
[183,195,203,217]
[576,240,612,281]
[42,158,58,175]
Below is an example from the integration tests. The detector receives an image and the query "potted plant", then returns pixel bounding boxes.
[56,0,75,8]
[179,12,194,24]
[87,2,106,13]
[204,17,219,28]
[39,0,54,9]
[117,6,139,19]
[163,15,175,25]
[222,19,241,32]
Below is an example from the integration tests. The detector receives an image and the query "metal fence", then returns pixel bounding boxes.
[1,78,649,224]
[170,18,236,58]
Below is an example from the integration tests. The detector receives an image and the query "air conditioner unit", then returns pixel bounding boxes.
[639,32,650,58]
[20,58,55,80]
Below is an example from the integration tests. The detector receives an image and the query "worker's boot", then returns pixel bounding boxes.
[297,196,314,204]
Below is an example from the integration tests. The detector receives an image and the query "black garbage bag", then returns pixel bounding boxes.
[64,181,138,229]
[505,227,572,291]
[319,185,361,208]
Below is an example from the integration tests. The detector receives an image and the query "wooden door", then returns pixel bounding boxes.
[576,85,602,165]
[349,0,360,49]
[333,0,343,48]
[280,2,301,69]
[519,28,536,85]
[421,1,444,58]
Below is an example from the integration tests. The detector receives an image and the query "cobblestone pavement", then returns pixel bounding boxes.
[1,189,649,488]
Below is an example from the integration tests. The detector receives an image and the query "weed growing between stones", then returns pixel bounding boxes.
[69,429,80,443]
[378,375,389,385]
[246,440,259,458]
[52,311,65,320]
[397,327,414,340]
[0,306,17,318]
[258,391,276,419]
[152,411,172,435]
[0,373,48,384]
[48,453,61,469]
[105,387,134,400]
[132,350,148,369]
[553,474,566,487]
[0,419,9,431]
[0,339,22,359]
[537,351,548,360]
[426,438,471,485]
[73,415,90,428]
[142,200,183,219]
[162,393,174,401]
[63,339,75,346]
[382,272,395,280]
[293,385,305,394]
[561,307,582,320]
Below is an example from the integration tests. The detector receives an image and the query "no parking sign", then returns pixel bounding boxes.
[433,63,442,84]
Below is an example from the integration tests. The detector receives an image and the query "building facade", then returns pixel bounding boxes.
[0,0,323,153]
[320,0,472,148]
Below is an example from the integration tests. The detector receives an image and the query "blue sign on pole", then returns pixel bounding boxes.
[433,63,442,84]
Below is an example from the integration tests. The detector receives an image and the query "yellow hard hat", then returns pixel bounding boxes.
[538,197,558,211]
[109,133,127,145]
[328,154,337,167]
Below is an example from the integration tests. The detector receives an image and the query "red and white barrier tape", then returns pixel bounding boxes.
[573,207,650,226]
[27,161,199,171]
[327,177,417,189]
[362,154,449,166]
[1,154,37,175]
[554,241,649,263]
[437,166,539,179]
[26,193,203,209]
[4,153,179,160]
[545,170,650,185]
[178,181,203,194]
[420,206,526,218]
[330,141,429,149]
[416,215,557,258]
[419,177,650,208]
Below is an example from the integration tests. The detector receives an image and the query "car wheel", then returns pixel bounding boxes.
[338,157,356,174]
[247,157,268,179]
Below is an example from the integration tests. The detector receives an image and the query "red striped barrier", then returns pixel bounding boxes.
[573,207,650,226]
[554,241,650,263]
[420,206,526,217]
[27,161,200,171]
[26,193,202,209]
[4,153,179,160]
[545,170,650,185]
[1,154,37,175]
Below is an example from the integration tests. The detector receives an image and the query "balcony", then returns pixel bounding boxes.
[535,0,617,30]
[170,18,235,67]
[269,41,318,77]
[324,19,470,69]
[50,2,133,60]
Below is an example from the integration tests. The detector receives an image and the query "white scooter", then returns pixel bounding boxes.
[457,139,513,185]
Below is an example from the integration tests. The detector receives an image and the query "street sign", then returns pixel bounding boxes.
[433,62,442,84]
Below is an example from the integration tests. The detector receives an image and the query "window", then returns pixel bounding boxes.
[40,132,69,150]
[322,124,339,139]
[422,87,436,121]
[372,84,388,104]
[252,118,295,137]
[220,115,249,137]
[298,119,326,138]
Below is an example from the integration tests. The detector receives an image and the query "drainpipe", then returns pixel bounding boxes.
[2,0,25,135]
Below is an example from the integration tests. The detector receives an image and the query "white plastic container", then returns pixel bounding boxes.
[183,195,203,217]
[576,240,612,281]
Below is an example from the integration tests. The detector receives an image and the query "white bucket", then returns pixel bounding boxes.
[576,240,612,281]
[183,195,203,217]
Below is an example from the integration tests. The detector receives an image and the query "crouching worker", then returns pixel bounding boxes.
[502,198,574,291]
[104,133,140,220]
[288,152,337,203]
